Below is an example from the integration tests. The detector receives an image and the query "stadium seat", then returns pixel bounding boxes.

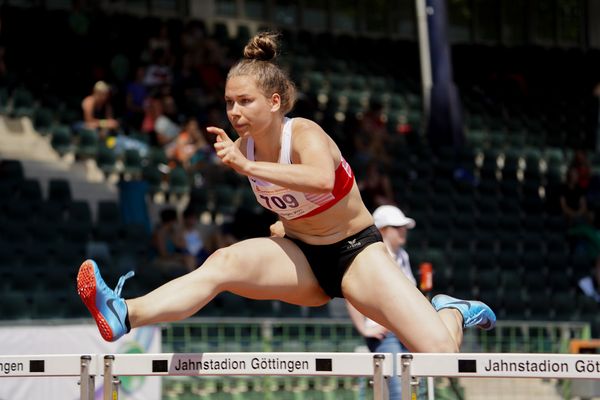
[18,178,43,203]
[527,290,552,320]
[307,304,331,318]
[97,200,121,224]
[10,87,35,118]
[142,165,164,195]
[48,178,72,207]
[217,292,250,317]
[552,292,577,321]
[168,166,190,197]
[0,159,25,184]
[50,125,73,156]
[67,200,92,224]
[276,301,304,318]
[123,148,144,178]
[32,107,55,135]
[213,185,236,217]
[95,144,119,178]
[76,128,99,159]
[0,291,31,319]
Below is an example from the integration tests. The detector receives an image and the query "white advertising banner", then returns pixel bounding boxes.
[0,323,161,400]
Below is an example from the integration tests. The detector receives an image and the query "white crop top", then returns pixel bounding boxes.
[246,117,354,220]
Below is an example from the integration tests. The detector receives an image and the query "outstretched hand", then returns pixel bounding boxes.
[207,126,250,175]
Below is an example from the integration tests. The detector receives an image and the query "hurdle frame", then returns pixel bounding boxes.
[399,352,600,400]
[0,354,98,400]
[102,352,393,400]
[6,351,600,399]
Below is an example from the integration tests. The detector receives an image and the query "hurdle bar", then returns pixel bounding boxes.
[0,354,98,400]
[103,352,393,400]
[399,353,600,400]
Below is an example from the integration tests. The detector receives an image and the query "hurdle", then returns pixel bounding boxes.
[0,354,98,400]
[6,352,600,400]
[102,352,394,399]
[399,353,600,400]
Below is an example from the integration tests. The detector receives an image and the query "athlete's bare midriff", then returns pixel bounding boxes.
[281,183,375,245]
[238,117,374,244]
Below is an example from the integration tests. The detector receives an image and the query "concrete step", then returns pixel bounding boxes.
[0,116,118,220]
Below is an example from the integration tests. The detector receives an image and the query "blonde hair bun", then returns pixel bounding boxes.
[243,31,279,61]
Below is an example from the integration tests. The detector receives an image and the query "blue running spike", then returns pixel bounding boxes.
[77,259,134,342]
[432,294,496,331]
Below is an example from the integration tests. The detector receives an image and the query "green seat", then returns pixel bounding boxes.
[213,185,236,217]
[0,87,8,114]
[142,165,164,194]
[19,179,43,203]
[10,87,35,118]
[168,166,190,196]
[527,290,552,320]
[68,200,92,224]
[76,128,99,159]
[123,149,143,178]
[247,299,276,317]
[307,304,330,318]
[32,107,55,135]
[0,291,32,319]
[148,147,168,166]
[98,200,121,224]
[96,145,119,177]
[276,301,304,318]
[33,291,67,318]
[48,178,72,207]
[552,292,576,321]
[50,125,74,156]
[217,292,249,317]
[501,290,527,320]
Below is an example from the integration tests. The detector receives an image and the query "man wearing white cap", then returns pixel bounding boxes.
[346,205,417,400]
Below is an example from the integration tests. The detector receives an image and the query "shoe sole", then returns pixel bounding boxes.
[77,260,114,341]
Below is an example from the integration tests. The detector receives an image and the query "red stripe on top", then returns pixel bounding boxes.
[294,157,354,219]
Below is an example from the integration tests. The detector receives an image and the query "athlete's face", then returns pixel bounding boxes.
[225,75,280,137]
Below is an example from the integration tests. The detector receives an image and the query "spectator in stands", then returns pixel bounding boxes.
[578,255,600,303]
[81,80,120,139]
[354,99,391,165]
[182,206,210,265]
[144,48,173,88]
[560,166,593,227]
[171,117,214,171]
[357,161,395,211]
[154,94,181,150]
[346,205,417,400]
[141,91,163,137]
[570,149,591,190]
[124,66,148,130]
[78,31,495,347]
[150,207,196,276]
[147,22,171,58]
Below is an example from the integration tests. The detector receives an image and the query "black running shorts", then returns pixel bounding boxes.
[286,225,383,298]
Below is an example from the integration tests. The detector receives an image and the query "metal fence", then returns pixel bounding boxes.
[160,318,592,400]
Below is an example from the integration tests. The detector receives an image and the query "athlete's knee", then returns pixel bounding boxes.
[206,247,240,268]
[205,247,245,278]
